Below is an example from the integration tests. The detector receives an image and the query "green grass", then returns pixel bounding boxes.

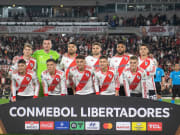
[162,98,180,105]
[0,98,9,104]
[0,98,180,105]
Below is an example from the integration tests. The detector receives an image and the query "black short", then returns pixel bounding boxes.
[155,82,161,95]
[67,88,74,95]
[119,86,125,96]
[172,85,180,98]
[130,93,142,97]
[75,93,95,96]
[16,95,33,101]
[148,90,157,100]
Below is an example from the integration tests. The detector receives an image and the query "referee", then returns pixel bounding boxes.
[154,63,165,101]
[169,63,180,104]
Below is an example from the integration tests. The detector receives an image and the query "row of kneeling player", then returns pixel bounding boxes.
[10,55,157,102]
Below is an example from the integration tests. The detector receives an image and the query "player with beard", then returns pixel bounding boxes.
[59,42,77,95]
[85,42,102,71]
[110,41,132,96]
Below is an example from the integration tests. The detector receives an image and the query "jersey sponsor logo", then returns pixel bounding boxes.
[25,121,39,130]
[137,75,141,80]
[108,74,112,78]
[86,73,90,77]
[129,72,142,90]
[70,121,84,130]
[30,63,33,67]
[132,122,146,131]
[76,70,91,91]
[65,58,76,79]
[55,121,69,130]
[103,123,113,130]
[26,77,30,81]
[100,71,114,92]
[48,74,61,91]
[148,122,162,131]
[85,121,100,130]
[94,58,100,70]
[118,55,130,76]
[116,122,131,131]
[125,56,128,60]
[40,121,54,130]
[18,73,32,93]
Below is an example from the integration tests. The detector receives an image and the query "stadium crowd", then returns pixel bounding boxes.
[106,14,180,27]
[1,13,180,27]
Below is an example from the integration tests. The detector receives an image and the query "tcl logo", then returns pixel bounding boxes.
[148,122,162,131]
[40,121,54,130]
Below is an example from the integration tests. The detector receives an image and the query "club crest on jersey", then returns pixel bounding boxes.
[86,73,89,77]
[108,74,112,78]
[26,77,30,81]
[145,61,148,65]
[50,55,53,58]
[137,75,141,80]
[30,63,33,67]
[56,78,59,82]
[125,57,128,60]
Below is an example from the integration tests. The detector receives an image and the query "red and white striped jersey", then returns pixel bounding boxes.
[123,67,148,98]
[58,54,76,87]
[85,56,100,71]
[151,57,158,68]
[9,56,37,76]
[138,57,156,91]
[11,70,39,98]
[110,54,132,85]
[41,69,67,96]
[94,67,120,95]
[69,65,95,95]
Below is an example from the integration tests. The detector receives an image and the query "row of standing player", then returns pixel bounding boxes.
[9,40,180,103]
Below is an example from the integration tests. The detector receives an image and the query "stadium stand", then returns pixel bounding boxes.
[0,34,179,99]
[0,0,180,99]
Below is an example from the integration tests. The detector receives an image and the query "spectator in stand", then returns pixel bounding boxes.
[0,34,179,96]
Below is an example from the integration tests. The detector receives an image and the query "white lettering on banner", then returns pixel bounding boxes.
[141,26,175,36]
[9,107,170,118]
[2,26,107,33]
